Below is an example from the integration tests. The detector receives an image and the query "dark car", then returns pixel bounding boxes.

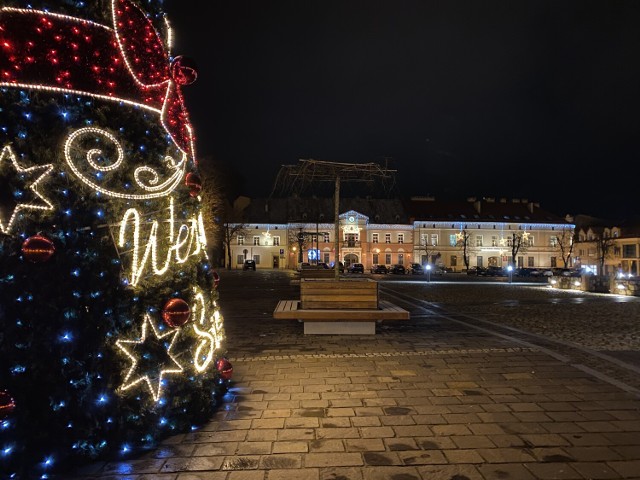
[408,263,424,275]
[466,266,487,276]
[485,265,506,276]
[370,264,388,274]
[347,263,364,274]
[432,265,447,275]
[389,264,406,274]
[243,259,256,270]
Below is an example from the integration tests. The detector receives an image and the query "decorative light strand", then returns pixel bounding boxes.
[0,144,54,234]
[64,127,186,200]
[191,287,224,373]
[0,2,195,157]
[115,313,183,402]
[118,197,207,286]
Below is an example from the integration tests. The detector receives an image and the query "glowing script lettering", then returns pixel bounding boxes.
[118,196,207,286]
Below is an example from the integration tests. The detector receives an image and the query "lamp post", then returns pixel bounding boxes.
[507,265,513,284]
[426,264,431,283]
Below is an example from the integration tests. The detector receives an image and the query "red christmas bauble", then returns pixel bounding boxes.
[0,390,16,419]
[185,172,202,197]
[216,358,233,380]
[171,56,198,85]
[21,235,55,263]
[212,271,220,289]
[161,298,191,328]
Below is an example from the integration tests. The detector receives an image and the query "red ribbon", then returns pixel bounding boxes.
[0,0,195,157]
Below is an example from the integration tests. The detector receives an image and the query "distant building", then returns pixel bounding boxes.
[572,215,640,276]
[224,195,576,272]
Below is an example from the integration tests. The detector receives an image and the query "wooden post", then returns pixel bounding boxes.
[334,175,340,280]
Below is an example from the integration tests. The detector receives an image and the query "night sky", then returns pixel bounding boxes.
[165,0,640,219]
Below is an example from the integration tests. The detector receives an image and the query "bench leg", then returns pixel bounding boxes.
[303,322,376,335]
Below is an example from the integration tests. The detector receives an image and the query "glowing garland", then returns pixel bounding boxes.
[118,196,207,286]
[64,127,186,199]
[115,313,183,402]
[0,144,54,234]
[191,287,225,372]
[0,2,196,158]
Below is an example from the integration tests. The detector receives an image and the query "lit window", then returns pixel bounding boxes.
[237,235,244,245]
[273,236,280,246]
[253,236,260,246]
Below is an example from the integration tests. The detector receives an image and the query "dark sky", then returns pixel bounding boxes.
[164,0,640,219]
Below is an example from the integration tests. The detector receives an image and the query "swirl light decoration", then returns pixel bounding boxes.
[64,127,186,199]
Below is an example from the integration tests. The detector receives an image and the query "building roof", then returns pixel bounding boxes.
[233,195,570,226]
[404,196,568,225]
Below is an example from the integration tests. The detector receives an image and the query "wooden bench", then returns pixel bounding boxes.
[273,278,410,334]
[299,268,336,280]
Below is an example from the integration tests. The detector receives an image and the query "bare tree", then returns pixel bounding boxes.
[456,229,473,270]
[222,221,248,270]
[289,227,311,264]
[553,226,576,268]
[508,231,530,267]
[595,234,616,275]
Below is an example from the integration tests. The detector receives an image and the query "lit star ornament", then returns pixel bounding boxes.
[0,145,54,234]
[115,314,183,402]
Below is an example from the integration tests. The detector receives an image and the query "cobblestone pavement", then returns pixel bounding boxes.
[70,270,640,480]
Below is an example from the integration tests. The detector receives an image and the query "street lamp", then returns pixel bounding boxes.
[426,264,431,283]
[507,265,513,284]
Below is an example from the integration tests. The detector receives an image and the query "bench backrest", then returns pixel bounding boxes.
[301,278,378,309]
[300,269,336,279]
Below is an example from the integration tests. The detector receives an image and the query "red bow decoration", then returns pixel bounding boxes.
[0,0,196,158]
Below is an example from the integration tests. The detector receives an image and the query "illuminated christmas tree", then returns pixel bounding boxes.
[0,0,230,476]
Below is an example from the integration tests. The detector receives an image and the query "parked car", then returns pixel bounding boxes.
[243,259,256,271]
[389,264,406,274]
[330,261,345,273]
[485,265,506,277]
[370,264,389,274]
[347,263,364,273]
[408,263,424,275]
[466,266,487,276]
[317,262,330,269]
[432,265,447,275]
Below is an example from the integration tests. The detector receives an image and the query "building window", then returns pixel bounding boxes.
[477,255,483,267]
[323,233,330,242]
[623,244,637,258]
[253,255,260,264]
[527,236,534,247]
[476,235,483,247]
[373,253,379,264]
[237,235,244,245]
[550,236,558,247]
[385,233,391,243]
[385,253,392,264]
[398,253,404,265]
[491,235,498,247]
[253,236,260,246]
[398,234,404,244]
[451,255,457,267]
[237,255,244,264]
[449,234,457,247]
[430,234,438,246]
[273,236,280,246]
[372,233,379,243]
[324,252,330,263]
[518,256,524,267]
[550,256,557,267]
